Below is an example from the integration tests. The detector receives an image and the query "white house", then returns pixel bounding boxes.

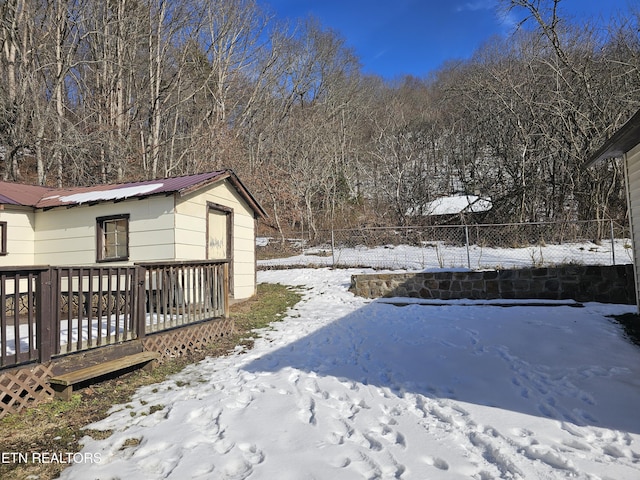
[586,109,640,311]
[0,170,266,300]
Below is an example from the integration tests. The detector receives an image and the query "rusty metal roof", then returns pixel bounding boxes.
[0,170,266,217]
[0,182,54,207]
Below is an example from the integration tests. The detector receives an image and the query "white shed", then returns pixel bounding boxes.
[0,170,266,300]
[586,110,640,311]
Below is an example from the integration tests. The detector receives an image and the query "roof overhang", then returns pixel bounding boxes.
[0,169,268,219]
[585,109,640,168]
[178,170,268,219]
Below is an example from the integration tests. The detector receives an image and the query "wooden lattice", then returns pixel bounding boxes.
[0,363,55,418]
[0,318,234,417]
[142,318,234,362]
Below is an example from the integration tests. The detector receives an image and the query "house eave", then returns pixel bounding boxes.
[178,170,268,219]
[1,170,268,218]
[585,109,640,167]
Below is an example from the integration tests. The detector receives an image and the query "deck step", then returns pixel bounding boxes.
[49,351,159,400]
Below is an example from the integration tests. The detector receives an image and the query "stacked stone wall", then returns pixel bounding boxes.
[350,264,636,305]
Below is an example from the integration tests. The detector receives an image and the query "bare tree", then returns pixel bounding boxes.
[0,0,30,181]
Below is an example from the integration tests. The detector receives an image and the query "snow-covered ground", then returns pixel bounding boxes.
[258,240,633,270]
[60,268,640,480]
[5,313,200,357]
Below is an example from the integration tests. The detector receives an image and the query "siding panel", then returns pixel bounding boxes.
[34,196,176,265]
[0,208,36,266]
[175,180,257,299]
[625,145,640,310]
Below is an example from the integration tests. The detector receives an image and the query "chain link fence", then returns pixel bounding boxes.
[258,220,633,270]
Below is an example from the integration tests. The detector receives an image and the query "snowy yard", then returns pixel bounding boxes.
[258,239,633,270]
[60,268,640,480]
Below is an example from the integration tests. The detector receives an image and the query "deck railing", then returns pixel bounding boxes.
[140,260,229,333]
[0,266,51,368]
[52,266,143,355]
[0,261,229,369]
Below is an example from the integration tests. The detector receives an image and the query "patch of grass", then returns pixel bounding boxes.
[119,437,141,450]
[233,283,301,331]
[0,283,301,480]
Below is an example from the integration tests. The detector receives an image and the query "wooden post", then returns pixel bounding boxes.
[135,266,147,339]
[223,262,230,319]
[37,268,53,364]
[51,268,61,355]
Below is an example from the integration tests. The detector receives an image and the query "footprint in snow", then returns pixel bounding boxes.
[561,438,591,452]
[297,395,317,425]
[362,432,384,451]
[186,406,221,429]
[238,442,265,465]
[220,458,253,480]
[330,455,351,468]
[214,438,235,455]
[225,392,254,410]
[373,420,407,449]
[350,451,383,478]
[423,455,450,470]
[537,402,557,419]
[574,408,599,424]
[303,378,322,395]
[578,391,596,405]
[522,444,577,473]
[510,427,534,438]
[287,370,300,385]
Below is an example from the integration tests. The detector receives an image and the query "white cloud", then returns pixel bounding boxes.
[455,0,496,12]
[456,0,521,32]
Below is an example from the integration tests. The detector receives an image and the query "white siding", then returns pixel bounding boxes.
[175,180,257,299]
[625,143,640,310]
[6,177,259,300]
[34,196,176,265]
[0,207,36,266]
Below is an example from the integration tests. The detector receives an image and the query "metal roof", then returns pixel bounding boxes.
[0,170,267,217]
[585,109,640,167]
[0,182,54,207]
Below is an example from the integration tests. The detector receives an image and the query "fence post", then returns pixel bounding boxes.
[36,268,53,364]
[464,225,471,269]
[331,229,336,269]
[610,220,616,265]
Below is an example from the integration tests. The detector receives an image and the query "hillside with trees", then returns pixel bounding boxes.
[1,0,639,239]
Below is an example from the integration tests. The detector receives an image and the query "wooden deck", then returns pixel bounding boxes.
[0,261,229,370]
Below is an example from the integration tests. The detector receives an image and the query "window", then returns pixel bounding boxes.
[0,222,6,255]
[97,215,129,262]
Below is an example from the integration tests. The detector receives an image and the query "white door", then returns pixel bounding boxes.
[207,208,229,260]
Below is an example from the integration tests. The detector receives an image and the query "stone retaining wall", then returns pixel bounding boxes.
[350,264,636,305]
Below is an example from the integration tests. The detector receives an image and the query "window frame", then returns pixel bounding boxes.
[0,221,7,256]
[96,214,130,262]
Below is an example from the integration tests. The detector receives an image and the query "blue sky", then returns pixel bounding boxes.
[260,0,637,79]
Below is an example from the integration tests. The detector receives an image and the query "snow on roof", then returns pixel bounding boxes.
[0,170,268,217]
[407,194,492,216]
[44,183,164,205]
